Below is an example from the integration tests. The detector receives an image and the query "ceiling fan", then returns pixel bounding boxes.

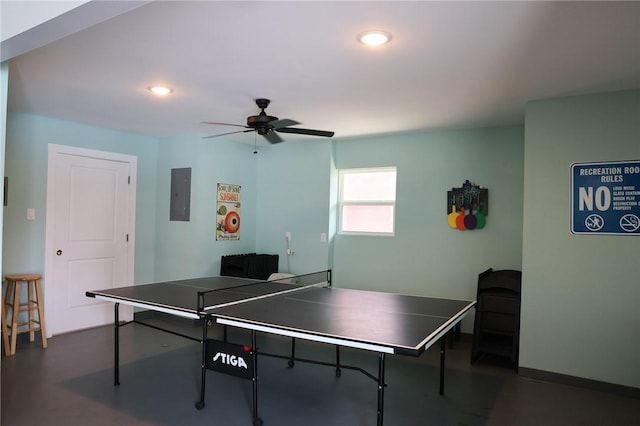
[202,98,335,144]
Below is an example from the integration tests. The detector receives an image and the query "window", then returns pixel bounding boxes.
[339,167,397,235]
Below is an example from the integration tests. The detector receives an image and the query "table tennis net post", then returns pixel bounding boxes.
[196,270,331,313]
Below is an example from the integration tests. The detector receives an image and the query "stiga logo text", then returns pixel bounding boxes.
[205,339,254,379]
[212,352,248,369]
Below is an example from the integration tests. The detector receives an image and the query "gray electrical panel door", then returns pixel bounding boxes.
[170,167,191,221]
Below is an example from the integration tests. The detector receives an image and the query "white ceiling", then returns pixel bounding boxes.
[5,1,640,144]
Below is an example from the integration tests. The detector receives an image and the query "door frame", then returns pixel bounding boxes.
[44,144,137,337]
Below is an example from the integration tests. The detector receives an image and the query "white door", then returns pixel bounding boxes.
[44,144,136,336]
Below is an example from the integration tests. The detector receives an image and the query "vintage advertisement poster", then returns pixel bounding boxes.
[216,183,241,241]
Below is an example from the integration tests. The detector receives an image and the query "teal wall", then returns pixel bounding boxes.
[332,128,524,306]
[153,134,259,281]
[251,126,525,305]
[3,113,159,284]
[255,140,333,274]
[521,90,640,389]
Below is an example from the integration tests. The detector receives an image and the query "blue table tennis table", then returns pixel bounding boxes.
[86,270,475,426]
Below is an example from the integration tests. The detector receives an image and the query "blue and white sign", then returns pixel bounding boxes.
[571,160,640,235]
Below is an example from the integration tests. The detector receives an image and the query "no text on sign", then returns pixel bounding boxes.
[571,160,640,235]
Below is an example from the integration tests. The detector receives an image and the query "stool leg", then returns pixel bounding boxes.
[10,282,21,355]
[1,292,9,356]
[34,279,48,348]
[4,280,14,308]
[3,280,13,356]
[28,280,35,342]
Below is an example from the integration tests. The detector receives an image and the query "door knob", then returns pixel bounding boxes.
[56,249,62,256]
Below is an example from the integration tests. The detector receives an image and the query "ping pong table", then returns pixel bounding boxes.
[86,270,475,426]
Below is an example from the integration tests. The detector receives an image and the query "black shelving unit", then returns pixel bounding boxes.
[471,268,522,366]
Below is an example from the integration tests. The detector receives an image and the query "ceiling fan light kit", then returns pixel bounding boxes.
[203,98,335,144]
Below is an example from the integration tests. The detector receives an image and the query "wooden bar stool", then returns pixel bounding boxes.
[3,274,48,355]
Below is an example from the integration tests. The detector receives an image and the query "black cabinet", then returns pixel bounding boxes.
[471,268,521,365]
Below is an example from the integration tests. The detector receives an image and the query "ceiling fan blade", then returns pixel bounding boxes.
[263,129,284,144]
[202,129,253,139]
[276,127,335,138]
[269,119,300,129]
[201,121,248,129]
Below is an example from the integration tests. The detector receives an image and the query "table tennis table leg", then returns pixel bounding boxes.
[114,303,120,386]
[251,330,263,426]
[288,337,296,367]
[439,336,446,395]
[376,353,386,426]
[196,318,208,410]
[287,339,341,377]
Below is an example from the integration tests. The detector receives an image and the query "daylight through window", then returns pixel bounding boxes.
[339,167,397,235]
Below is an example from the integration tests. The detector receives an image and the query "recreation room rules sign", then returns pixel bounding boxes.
[571,160,640,235]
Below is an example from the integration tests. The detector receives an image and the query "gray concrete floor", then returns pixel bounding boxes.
[2,318,639,426]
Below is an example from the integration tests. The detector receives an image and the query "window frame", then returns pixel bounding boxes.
[338,166,397,236]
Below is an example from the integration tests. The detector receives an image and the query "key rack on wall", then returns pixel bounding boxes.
[447,180,489,230]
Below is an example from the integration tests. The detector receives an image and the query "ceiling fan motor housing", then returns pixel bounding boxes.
[247,98,278,129]
[247,114,278,129]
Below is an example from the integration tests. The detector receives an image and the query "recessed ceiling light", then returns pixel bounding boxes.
[148,86,173,96]
[358,30,392,47]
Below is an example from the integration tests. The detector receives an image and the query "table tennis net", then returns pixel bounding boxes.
[197,270,331,312]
